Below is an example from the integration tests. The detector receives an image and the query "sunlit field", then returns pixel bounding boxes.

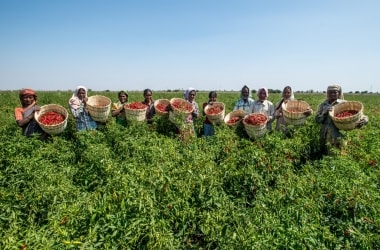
[0,90,379,249]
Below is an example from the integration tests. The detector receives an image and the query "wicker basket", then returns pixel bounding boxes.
[86,95,111,122]
[34,104,68,135]
[169,98,194,127]
[242,113,268,138]
[282,100,311,126]
[224,110,245,127]
[329,101,363,131]
[154,99,170,117]
[204,102,225,124]
[124,103,148,121]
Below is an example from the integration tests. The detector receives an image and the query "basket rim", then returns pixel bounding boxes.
[35,104,68,127]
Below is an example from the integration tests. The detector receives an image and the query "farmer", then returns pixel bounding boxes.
[233,85,255,115]
[141,88,155,124]
[176,87,199,141]
[202,91,217,136]
[315,84,368,154]
[274,86,313,132]
[69,85,97,131]
[252,87,275,131]
[14,88,46,138]
[111,90,128,126]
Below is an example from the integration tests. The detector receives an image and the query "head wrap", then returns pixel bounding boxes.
[327,84,344,100]
[19,88,36,100]
[184,87,196,100]
[69,85,88,109]
[240,85,251,99]
[257,87,269,98]
[282,86,294,100]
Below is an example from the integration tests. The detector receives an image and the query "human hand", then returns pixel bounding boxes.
[356,118,367,128]
[274,109,282,118]
[303,108,313,116]
[34,106,41,112]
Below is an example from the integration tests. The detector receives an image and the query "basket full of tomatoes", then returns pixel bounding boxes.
[154,99,170,117]
[204,102,225,124]
[168,98,194,127]
[224,110,245,127]
[124,102,148,121]
[329,101,363,130]
[242,113,268,138]
[34,104,68,135]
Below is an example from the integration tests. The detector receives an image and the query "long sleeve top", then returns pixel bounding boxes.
[233,98,255,115]
[252,100,275,130]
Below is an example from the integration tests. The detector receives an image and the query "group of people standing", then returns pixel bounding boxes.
[14,84,368,154]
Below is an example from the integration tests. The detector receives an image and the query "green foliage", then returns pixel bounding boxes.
[0,91,379,249]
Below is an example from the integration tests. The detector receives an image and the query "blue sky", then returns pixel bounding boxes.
[1,0,379,93]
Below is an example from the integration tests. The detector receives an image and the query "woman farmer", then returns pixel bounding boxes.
[141,88,155,124]
[315,84,368,154]
[111,90,128,126]
[274,86,313,132]
[69,85,97,131]
[14,88,46,137]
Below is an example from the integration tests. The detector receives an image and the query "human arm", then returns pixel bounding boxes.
[15,107,35,127]
[315,102,331,124]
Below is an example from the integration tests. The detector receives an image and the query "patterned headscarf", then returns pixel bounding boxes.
[184,87,196,101]
[69,85,88,109]
[327,84,344,100]
[19,88,36,100]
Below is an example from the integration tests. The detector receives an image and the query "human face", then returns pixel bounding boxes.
[144,91,152,101]
[188,91,196,102]
[283,89,292,100]
[241,88,249,100]
[77,88,86,100]
[258,89,267,101]
[22,95,35,106]
[209,94,217,102]
[119,94,127,103]
[327,90,339,103]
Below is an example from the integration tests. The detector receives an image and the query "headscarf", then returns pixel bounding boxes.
[275,86,294,110]
[19,88,37,100]
[327,84,344,100]
[184,87,196,101]
[69,85,88,109]
[240,85,251,99]
[282,86,294,100]
[257,87,269,98]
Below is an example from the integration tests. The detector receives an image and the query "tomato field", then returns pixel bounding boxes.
[0,90,379,249]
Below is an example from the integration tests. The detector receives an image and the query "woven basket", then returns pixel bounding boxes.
[282,100,311,126]
[154,99,170,117]
[124,103,148,121]
[34,104,68,135]
[169,98,194,127]
[224,110,245,127]
[329,101,363,131]
[204,102,225,124]
[86,95,111,122]
[242,113,268,138]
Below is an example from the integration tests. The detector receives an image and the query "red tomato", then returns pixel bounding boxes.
[125,102,147,110]
[39,111,65,125]
[335,110,358,118]
[244,114,267,126]
[206,106,223,115]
